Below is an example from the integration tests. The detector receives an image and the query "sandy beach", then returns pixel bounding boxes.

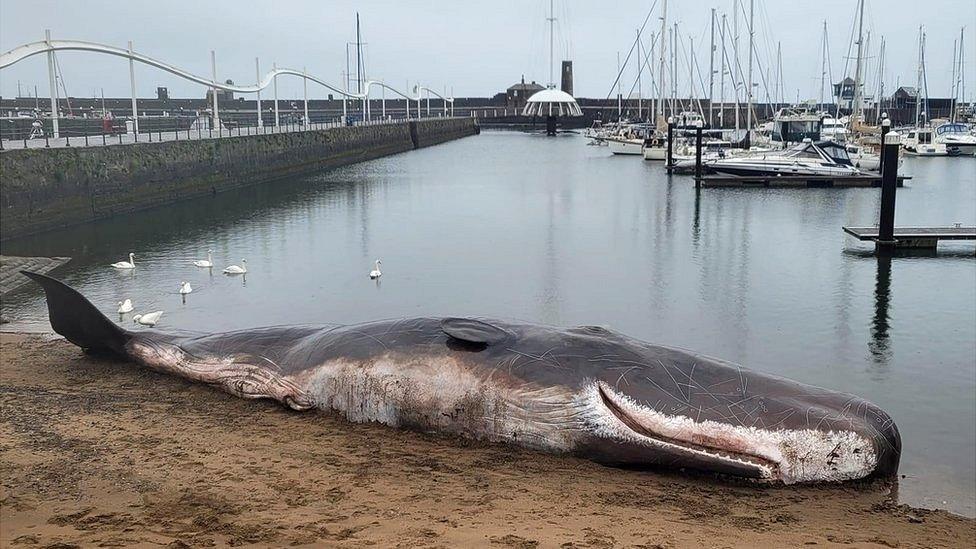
[1,333,972,548]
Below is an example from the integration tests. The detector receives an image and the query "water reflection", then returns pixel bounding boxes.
[869,254,892,368]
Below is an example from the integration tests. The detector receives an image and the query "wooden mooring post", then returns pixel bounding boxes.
[666,117,674,175]
[876,130,900,251]
[694,125,703,188]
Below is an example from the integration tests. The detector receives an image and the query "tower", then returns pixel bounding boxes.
[561,61,573,96]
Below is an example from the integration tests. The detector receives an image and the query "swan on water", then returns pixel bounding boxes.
[179,281,193,295]
[111,253,135,269]
[132,311,164,326]
[369,259,382,279]
[193,250,214,268]
[117,299,133,314]
[223,259,247,275]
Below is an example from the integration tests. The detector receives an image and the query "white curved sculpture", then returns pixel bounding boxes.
[522,88,582,117]
[0,39,364,99]
[0,37,457,140]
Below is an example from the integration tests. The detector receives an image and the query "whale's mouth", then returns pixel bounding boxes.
[596,384,780,479]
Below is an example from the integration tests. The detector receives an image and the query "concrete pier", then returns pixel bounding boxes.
[0,118,478,240]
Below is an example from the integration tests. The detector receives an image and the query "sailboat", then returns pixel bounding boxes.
[902,26,949,156]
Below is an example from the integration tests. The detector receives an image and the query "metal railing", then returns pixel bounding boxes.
[0,112,484,151]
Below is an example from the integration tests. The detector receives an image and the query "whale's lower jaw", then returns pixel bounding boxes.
[578,382,878,485]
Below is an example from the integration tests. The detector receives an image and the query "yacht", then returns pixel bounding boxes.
[934,122,976,155]
[642,134,668,160]
[606,123,654,155]
[902,128,950,156]
[706,139,866,177]
[770,107,823,144]
[820,117,849,142]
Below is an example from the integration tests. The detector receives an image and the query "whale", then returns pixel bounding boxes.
[23,271,900,484]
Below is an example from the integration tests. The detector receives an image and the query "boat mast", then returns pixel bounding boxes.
[637,29,643,119]
[961,27,966,117]
[708,8,716,126]
[915,26,923,127]
[657,0,667,124]
[733,0,740,134]
[820,21,827,108]
[920,30,930,126]
[950,36,957,122]
[548,0,555,87]
[876,36,885,124]
[719,14,727,127]
[672,22,678,114]
[745,0,753,143]
[776,41,782,106]
[689,35,695,105]
[851,0,865,127]
[617,51,622,119]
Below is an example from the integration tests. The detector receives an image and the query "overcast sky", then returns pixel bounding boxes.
[1,0,973,102]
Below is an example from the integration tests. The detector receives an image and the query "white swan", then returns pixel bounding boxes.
[223,259,247,275]
[117,299,133,314]
[111,252,135,269]
[179,281,193,295]
[369,259,382,279]
[132,311,163,326]
[193,250,214,268]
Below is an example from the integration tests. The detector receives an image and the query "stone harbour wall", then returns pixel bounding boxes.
[0,118,479,240]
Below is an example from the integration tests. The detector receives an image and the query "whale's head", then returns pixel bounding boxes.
[448,320,901,484]
[560,326,901,484]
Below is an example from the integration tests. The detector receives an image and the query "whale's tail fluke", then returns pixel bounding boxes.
[21,271,129,356]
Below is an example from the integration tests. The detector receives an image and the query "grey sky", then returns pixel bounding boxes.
[1,0,973,102]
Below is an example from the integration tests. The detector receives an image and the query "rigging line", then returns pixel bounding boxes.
[835,1,860,118]
[624,32,661,107]
[52,51,73,115]
[604,0,659,100]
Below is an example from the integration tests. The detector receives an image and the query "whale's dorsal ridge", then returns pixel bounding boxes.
[441,318,511,345]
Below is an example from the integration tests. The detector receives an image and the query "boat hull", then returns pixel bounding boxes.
[607,139,644,155]
[643,146,667,160]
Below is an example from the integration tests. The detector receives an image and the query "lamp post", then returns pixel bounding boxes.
[211,50,220,131]
[128,39,137,138]
[303,67,309,127]
[46,30,60,138]
[255,58,262,127]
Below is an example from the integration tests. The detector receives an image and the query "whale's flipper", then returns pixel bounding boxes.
[21,271,129,356]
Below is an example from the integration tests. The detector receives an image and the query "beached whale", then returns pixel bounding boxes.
[24,271,900,484]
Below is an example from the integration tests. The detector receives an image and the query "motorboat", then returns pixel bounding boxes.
[706,139,866,177]
[934,122,976,155]
[770,107,823,144]
[846,143,881,171]
[902,128,950,156]
[820,117,849,142]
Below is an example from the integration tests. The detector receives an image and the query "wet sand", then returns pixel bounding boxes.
[1,333,973,548]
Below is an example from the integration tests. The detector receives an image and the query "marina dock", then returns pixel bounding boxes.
[843,226,976,248]
[695,174,909,188]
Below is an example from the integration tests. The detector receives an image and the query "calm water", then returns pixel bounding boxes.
[3,132,975,516]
